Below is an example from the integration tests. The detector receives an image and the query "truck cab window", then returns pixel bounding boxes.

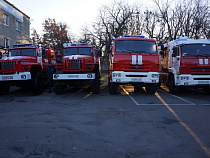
[78,48,92,55]
[21,49,36,56]
[115,40,157,53]
[64,48,77,55]
[9,49,20,56]
[181,44,210,56]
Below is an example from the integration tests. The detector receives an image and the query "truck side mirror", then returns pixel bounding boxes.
[159,50,164,55]
[161,44,164,51]
[172,47,178,57]
[56,54,62,63]
[50,55,54,58]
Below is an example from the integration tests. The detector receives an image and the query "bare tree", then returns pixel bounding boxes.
[30,28,41,45]
[99,1,134,42]
[153,0,209,43]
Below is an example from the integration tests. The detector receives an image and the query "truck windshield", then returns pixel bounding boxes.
[181,44,210,56]
[78,48,92,55]
[9,49,36,56]
[115,40,157,53]
[64,48,77,55]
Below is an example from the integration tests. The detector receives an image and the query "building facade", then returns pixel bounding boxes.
[0,0,30,52]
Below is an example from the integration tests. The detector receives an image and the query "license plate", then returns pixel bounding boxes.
[131,78,142,82]
[198,81,209,84]
[67,75,78,78]
[2,76,13,80]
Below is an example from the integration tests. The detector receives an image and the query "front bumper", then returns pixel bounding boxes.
[0,72,31,81]
[53,73,95,80]
[176,74,210,86]
[111,71,159,83]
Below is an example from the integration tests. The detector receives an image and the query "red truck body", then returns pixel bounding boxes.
[0,44,54,94]
[109,35,159,94]
[53,43,101,94]
[159,36,210,94]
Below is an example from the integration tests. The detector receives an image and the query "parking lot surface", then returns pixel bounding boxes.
[0,74,210,158]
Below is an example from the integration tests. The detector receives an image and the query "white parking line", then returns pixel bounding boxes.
[159,89,195,105]
[120,85,195,106]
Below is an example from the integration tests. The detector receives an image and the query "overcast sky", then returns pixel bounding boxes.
[8,0,153,38]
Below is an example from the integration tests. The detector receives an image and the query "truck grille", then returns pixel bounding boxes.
[0,61,16,71]
[65,60,82,70]
[191,68,210,74]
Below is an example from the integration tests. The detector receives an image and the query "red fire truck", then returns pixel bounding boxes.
[108,35,159,94]
[53,43,101,94]
[0,44,54,95]
[159,35,210,94]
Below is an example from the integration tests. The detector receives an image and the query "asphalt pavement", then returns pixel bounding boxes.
[0,74,210,158]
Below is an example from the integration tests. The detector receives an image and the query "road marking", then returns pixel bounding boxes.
[100,82,108,89]
[120,85,195,106]
[83,92,92,99]
[120,85,139,105]
[159,89,195,105]
[155,92,210,158]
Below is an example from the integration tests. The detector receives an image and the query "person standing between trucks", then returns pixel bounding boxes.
[46,62,56,93]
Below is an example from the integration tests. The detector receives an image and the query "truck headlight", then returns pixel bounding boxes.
[152,74,159,78]
[57,66,62,71]
[24,66,29,71]
[113,73,121,77]
[54,74,59,78]
[181,77,189,80]
[88,65,92,70]
[21,75,26,79]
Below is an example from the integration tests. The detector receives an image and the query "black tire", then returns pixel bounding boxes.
[54,85,64,94]
[92,72,100,94]
[0,84,10,95]
[168,76,177,94]
[32,72,43,95]
[109,82,118,94]
[145,84,157,94]
[203,87,210,95]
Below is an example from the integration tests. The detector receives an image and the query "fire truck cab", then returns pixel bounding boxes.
[108,35,159,94]
[159,35,210,94]
[53,43,101,94]
[0,43,54,95]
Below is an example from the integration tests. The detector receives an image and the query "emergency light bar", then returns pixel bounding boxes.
[13,43,33,47]
[123,35,145,38]
[63,43,91,47]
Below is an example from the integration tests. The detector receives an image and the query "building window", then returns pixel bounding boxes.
[3,14,9,26]
[16,21,21,32]
[4,39,10,48]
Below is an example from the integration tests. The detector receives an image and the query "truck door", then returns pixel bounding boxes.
[172,46,181,73]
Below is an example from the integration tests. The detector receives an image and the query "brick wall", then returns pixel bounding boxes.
[0,3,30,50]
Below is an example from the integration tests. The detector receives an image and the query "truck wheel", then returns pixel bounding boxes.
[145,84,157,94]
[54,85,64,94]
[92,72,100,94]
[0,84,10,95]
[32,73,43,95]
[109,82,118,94]
[203,87,210,95]
[168,76,177,94]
